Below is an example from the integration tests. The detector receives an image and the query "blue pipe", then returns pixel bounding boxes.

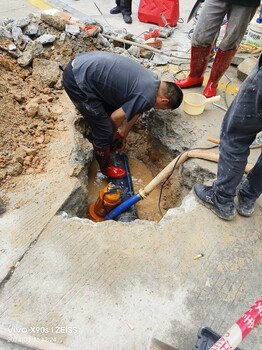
[104,193,142,220]
[110,152,138,221]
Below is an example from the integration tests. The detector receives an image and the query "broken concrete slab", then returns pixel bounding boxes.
[17,50,33,67]
[23,23,39,36]
[237,56,258,81]
[11,26,23,45]
[15,16,31,28]
[41,13,68,31]
[65,24,80,36]
[17,40,43,66]
[0,103,84,282]
[32,58,60,87]
[35,33,57,44]
[0,25,12,39]
[0,197,261,350]
[231,52,257,66]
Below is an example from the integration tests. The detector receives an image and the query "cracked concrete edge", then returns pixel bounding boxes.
[46,0,100,24]
[0,102,88,284]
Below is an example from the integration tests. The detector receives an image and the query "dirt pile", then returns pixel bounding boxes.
[0,12,101,189]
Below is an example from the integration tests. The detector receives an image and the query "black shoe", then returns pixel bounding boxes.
[250,133,262,149]
[123,14,132,24]
[236,192,256,217]
[110,6,121,14]
[193,184,236,221]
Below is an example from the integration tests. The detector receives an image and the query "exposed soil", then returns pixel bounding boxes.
[0,14,180,220]
[0,22,97,192]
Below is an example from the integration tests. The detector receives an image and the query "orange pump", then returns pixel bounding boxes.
[88,182,121,222]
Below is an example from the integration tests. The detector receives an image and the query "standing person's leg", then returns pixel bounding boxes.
[237,151,262,216]
[204,5,257,97]
[215,55,262,199]
[194,54,262,220]
[176,0,227,89]
[110,0,121,14]
[120,0,132,23]
[62,62,126,179]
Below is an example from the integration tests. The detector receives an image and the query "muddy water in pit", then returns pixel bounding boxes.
[87,158,164,222]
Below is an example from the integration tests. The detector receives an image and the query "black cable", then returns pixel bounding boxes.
[158,145,219,217]
[187,28,194,40]
[223,74,233,109]
[173,68,190,81]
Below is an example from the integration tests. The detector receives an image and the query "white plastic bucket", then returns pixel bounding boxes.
[182,93,221,115]
[245,20,262,47]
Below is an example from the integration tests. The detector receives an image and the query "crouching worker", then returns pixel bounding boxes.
[63,51,183,179]
[193,53,262,220]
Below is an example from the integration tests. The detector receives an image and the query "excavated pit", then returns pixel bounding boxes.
[84,139,180,222]
[0,12,218,224]
[60,111,213,222]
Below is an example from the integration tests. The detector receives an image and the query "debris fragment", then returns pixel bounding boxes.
[127,321,134,330]
[193,253,204,260]
[0,198,6,215]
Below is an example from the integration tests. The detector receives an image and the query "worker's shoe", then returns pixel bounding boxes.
[110,6,121,14]
[236,178,258,217]
[123,14,132,24]
[193,184,236,221]
[176,45,213,88]
[203,48,237,98]
[236,192,256,217]
[93,144,126,179]
[102,165,126,178]
[250,133,262,149]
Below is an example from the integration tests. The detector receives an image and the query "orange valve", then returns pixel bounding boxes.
[88,183,121,222]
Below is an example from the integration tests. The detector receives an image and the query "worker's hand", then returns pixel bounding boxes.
[111,131,126,152]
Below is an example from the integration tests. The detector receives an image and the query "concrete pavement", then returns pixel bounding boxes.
[0,0,196,39]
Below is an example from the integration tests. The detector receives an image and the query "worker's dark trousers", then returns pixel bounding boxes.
[213,54,262,203]
[62,62,115,148]
[116,0,132,15]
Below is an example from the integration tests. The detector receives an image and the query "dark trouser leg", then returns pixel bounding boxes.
[120,0,131,15]
[214,55,262,204]
[63,62,114,147]
[239,152,262,200]
[193,54,262,220]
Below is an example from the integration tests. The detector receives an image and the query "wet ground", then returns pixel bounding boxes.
[87,157,164,222]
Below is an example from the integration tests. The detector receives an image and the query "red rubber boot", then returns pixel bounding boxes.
[203,48,237,98]
[176,45,213,88]
[93,145,126,179]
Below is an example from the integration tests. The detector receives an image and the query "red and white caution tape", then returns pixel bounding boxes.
[210,296,262,350]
